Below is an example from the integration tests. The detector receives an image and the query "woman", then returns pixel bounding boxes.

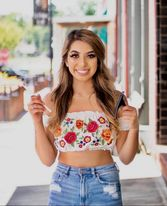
[28,29,139,206]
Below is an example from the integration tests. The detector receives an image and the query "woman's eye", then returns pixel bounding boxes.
[70,54,78,58]
[88,54,96,58]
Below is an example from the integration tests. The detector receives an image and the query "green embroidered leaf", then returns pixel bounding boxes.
[101,139,105,145]
[71,126,75,131]
[64,129,68,133]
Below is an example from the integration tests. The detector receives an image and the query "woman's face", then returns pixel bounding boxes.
[66,40,98,82]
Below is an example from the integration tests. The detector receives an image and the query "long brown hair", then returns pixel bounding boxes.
[48,29,118,132]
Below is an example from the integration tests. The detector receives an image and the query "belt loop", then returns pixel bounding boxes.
[64,165,70,175]
[115,162,119,171]
[91,168,96,176]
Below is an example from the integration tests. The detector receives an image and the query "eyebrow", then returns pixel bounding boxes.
[69,50,95,54]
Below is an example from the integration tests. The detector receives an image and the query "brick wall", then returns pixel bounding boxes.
[157,0,167,145]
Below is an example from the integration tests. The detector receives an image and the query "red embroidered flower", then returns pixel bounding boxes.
[65,118,73,125]
[87,121,98,132]
[60,140,66,147]
[83,136,91,143]
[76,120,84,129]
[101,129,112,143]
[64,132,77,144]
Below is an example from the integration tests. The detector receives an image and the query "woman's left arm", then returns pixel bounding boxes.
[116,105,139,165]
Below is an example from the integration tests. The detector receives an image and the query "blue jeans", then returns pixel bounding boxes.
[48,162,123,206]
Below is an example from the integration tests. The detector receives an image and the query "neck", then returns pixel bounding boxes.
[73,79,95,98]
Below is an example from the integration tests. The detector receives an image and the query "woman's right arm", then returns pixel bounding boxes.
[28,94,57,167]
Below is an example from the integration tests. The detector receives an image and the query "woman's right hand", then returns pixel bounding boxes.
[27,94,45,123]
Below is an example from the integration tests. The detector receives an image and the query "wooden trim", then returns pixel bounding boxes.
[114,0,118,78]
[124,0,129,96]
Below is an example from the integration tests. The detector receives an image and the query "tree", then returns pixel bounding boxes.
[24,24,49,54]
[79,0,97,16]
[0,16,24,50]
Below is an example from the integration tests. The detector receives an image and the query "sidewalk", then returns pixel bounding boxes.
[0,112,55,205]
[0,111,162,205]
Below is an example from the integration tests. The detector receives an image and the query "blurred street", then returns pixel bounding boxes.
[8,55,51,76]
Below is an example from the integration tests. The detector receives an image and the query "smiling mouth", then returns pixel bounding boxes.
[76,69,89,75]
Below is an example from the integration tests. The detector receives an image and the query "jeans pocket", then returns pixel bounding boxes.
[96,170,119,184]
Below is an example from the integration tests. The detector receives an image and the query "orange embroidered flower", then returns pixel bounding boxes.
[76,120,84,129]
[101,129,112,143]
[98,117,106,124]
[54,126,62,137]
[60,140,66,147]
[83,136,91,143]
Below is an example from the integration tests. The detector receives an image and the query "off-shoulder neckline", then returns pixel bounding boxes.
[66,110,105,115]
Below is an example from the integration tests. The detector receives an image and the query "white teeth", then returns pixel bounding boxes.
[77,70,89,74]
[78,70,88,74]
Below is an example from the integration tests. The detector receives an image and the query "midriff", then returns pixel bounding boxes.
[58,150,114,167]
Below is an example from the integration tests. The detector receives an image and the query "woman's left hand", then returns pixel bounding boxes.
[119,106,139,130]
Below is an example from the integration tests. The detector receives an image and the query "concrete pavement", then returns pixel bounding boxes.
[0,112,55,205]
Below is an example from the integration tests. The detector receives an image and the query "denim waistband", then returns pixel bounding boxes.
[56,161,119,175]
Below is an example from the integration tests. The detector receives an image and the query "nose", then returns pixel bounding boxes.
[78,56,87,67]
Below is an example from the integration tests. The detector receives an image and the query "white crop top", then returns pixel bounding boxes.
[43,111,130,153]
[43,90,130,154]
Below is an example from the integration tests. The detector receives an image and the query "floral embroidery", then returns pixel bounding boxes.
[101,129,112,144]
[65,118,73,125]
[79,144,83,148]
[76,120,84,129]
[64,132,77,144]
[98,117,106,124]
[87,121,98,132]
[83,136,91,143]
[54,126,62,137]
[60,140,66,147]
[54,112,116,152]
